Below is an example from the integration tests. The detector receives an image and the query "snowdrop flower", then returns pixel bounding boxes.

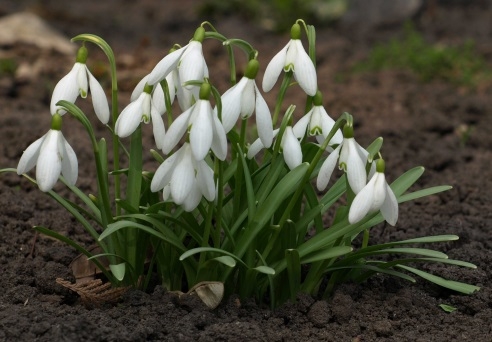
[147,27,208,90]
[17,114,78,192]
[292,91,343,146]
[248,126,302,170]
[317,125,369,194]
[349,158,398,226]
[162,83,227,161]
[262,23,317,96]
[51,46,110,124]
[219,59,273,148]
[150,143,215,212]
[115,82,166,149]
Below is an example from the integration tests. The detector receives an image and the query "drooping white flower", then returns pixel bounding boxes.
[50,46,110,124]
[316,125,369,194]
[247,126,303,170]
[292,91,343,147]
[17,114,78,192]
[349,159,398,226]
[147,27,208,90]
[115,82,166,149]
[219,59,273,148]
[150,143,216,212]
[162,83,227,161]
[262,23,317,96]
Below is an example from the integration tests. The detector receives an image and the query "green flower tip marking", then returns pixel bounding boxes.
[76,45,88,64]
[193,26,206,43]
[51,113,63,131]
[290,23,301,40]
[245,59,259,79]
[199,82,211,100]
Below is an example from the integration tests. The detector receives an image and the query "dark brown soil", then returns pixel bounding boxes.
[1,1,491,341]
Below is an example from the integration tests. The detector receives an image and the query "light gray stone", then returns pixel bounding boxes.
[0,12,74,55]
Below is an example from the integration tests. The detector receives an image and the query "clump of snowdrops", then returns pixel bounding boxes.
[1,20,479,308]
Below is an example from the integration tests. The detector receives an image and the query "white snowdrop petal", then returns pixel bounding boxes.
[170,148,194,204]
[369,173,387,212]
[50,67,80,114]
[292,112,311,139]
[17,134,46,175]
[262,43,289,92]
[151,106,166,150]
[87,70,110,124]
[240,80,255,118]
[115,95,144,138]
[162,106,193,154]
[131,75,149,102]
[151,83,165,115]
[320,108,343,145]
[211,113,228,161]
[150,150,181,192]
[77,64,89,98]
[247,138,265,159]
[190,101,213,160]
[147,47,187,86]
[316,144,341,191]
[60,135,78,186]
[182,181,202,212]
[348,179,375,224]
[36,131,62,192]
[219,80,244,132]
[254,85,274,148]
[179,42,205,89]
[346,140,367,194]
[197,161,216,202]
[381,183,399,226]
[292,40,317,96]
[281,127,302,170]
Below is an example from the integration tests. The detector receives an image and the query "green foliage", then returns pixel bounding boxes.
[354,23,491,88]
[2,19,479,309]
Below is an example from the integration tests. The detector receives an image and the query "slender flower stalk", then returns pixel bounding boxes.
[51,46,110,124]
[349,158,399,225]
[16,114,78,192]
[262,23,317,96]
[317,125,369,193]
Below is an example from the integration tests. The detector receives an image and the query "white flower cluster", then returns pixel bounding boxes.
[16,23,398,225]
